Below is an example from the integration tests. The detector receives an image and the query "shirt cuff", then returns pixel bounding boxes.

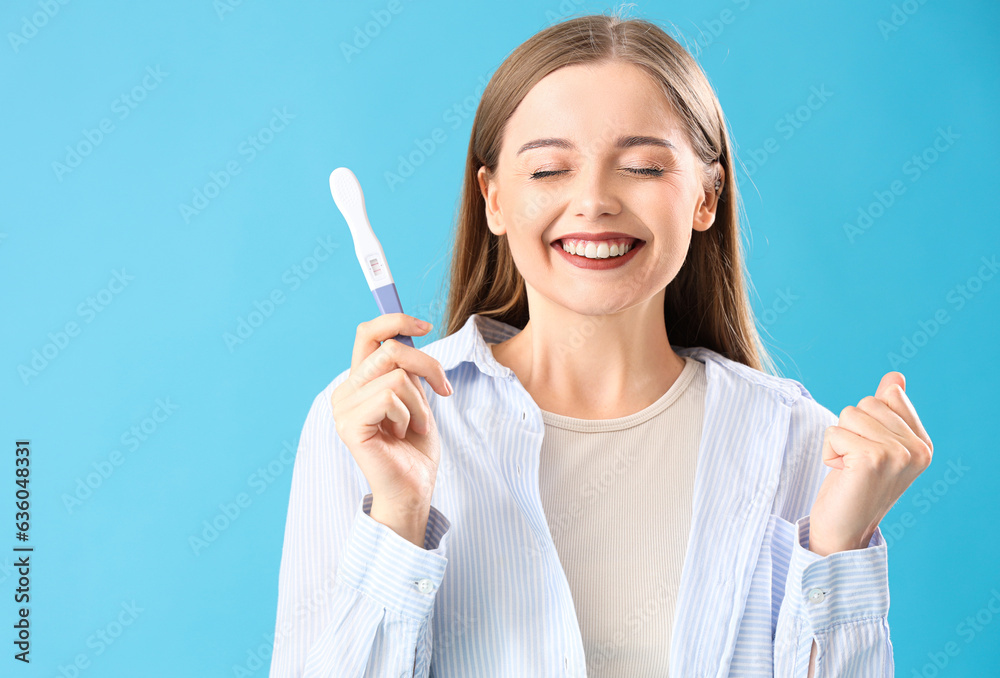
[786,514,890,632]
[335,493,452,622]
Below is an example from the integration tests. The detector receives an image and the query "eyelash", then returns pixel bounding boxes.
[529,167,664,180]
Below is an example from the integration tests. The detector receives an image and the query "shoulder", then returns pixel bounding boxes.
[297,366,353,456]
[678,344,837,425]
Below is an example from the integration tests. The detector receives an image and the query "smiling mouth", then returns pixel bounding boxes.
[552,237,644,259]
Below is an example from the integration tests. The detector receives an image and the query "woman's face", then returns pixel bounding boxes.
[478,60,722,317]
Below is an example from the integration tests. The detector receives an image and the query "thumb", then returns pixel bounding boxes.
[875,371,905,403]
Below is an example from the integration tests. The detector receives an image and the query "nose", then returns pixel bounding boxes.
[571,163,622,221]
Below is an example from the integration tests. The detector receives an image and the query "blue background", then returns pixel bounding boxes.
[2,0,997,675]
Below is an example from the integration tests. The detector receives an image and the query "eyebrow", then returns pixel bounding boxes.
[516,135,677,156]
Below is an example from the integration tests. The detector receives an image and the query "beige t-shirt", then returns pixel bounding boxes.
[537,355,707,678]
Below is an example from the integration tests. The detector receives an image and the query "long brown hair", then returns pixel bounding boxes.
[438,11,780,376]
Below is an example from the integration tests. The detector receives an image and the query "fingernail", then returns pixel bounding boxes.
[444,377,454,395]
[417,320,432,330]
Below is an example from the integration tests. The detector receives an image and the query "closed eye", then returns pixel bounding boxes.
[529,167,665,180]
[626,167,664,177]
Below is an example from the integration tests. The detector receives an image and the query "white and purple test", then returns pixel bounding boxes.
[329,167,415,348]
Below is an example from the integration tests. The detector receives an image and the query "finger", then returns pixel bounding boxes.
[821,425,846,470]
[851,396,913,442]
[355,388,411,442]
[878,384,933,455]
[351,313,432,372]
[826,419,916,475]
[845,398,931,470]
[876,371,905,400]
[340,367,432,437]
[823,425,885,471]
[406,371,423,401]
[350,337,451,399]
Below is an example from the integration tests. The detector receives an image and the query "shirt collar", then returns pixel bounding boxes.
[428,312,800,403]
[429,313,520,380]
[428,312,732,382]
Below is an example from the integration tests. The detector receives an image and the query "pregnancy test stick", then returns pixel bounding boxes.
[329,167,415,348]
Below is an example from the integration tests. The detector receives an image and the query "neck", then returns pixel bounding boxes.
[489,290,685,419]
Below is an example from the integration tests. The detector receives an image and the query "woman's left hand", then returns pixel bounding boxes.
[807,372,934,556]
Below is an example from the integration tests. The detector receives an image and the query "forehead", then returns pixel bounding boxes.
[503,61,686,151]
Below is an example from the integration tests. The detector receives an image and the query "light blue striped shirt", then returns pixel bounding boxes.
[268,313,893,677]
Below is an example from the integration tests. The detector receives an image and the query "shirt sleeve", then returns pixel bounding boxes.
[268,386,453,678]
[772,514,894,677]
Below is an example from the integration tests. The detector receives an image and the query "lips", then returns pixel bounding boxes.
[551,238,645,269]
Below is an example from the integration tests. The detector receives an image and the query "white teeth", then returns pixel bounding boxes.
[561,240,632,259]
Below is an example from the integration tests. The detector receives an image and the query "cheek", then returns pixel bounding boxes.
[648,231,694,280]
[506,186,562,231]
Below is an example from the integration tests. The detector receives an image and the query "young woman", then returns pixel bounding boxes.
[269,12,932,678]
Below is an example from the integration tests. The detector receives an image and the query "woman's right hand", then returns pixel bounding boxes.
[330,313,453,543]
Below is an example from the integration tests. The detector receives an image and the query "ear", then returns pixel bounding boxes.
[477,165,506,236]
[693,162,724,232]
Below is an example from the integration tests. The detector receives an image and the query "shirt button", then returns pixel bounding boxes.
[564,655,570,670]
[807,587,825,603]
[416,578,434,594]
